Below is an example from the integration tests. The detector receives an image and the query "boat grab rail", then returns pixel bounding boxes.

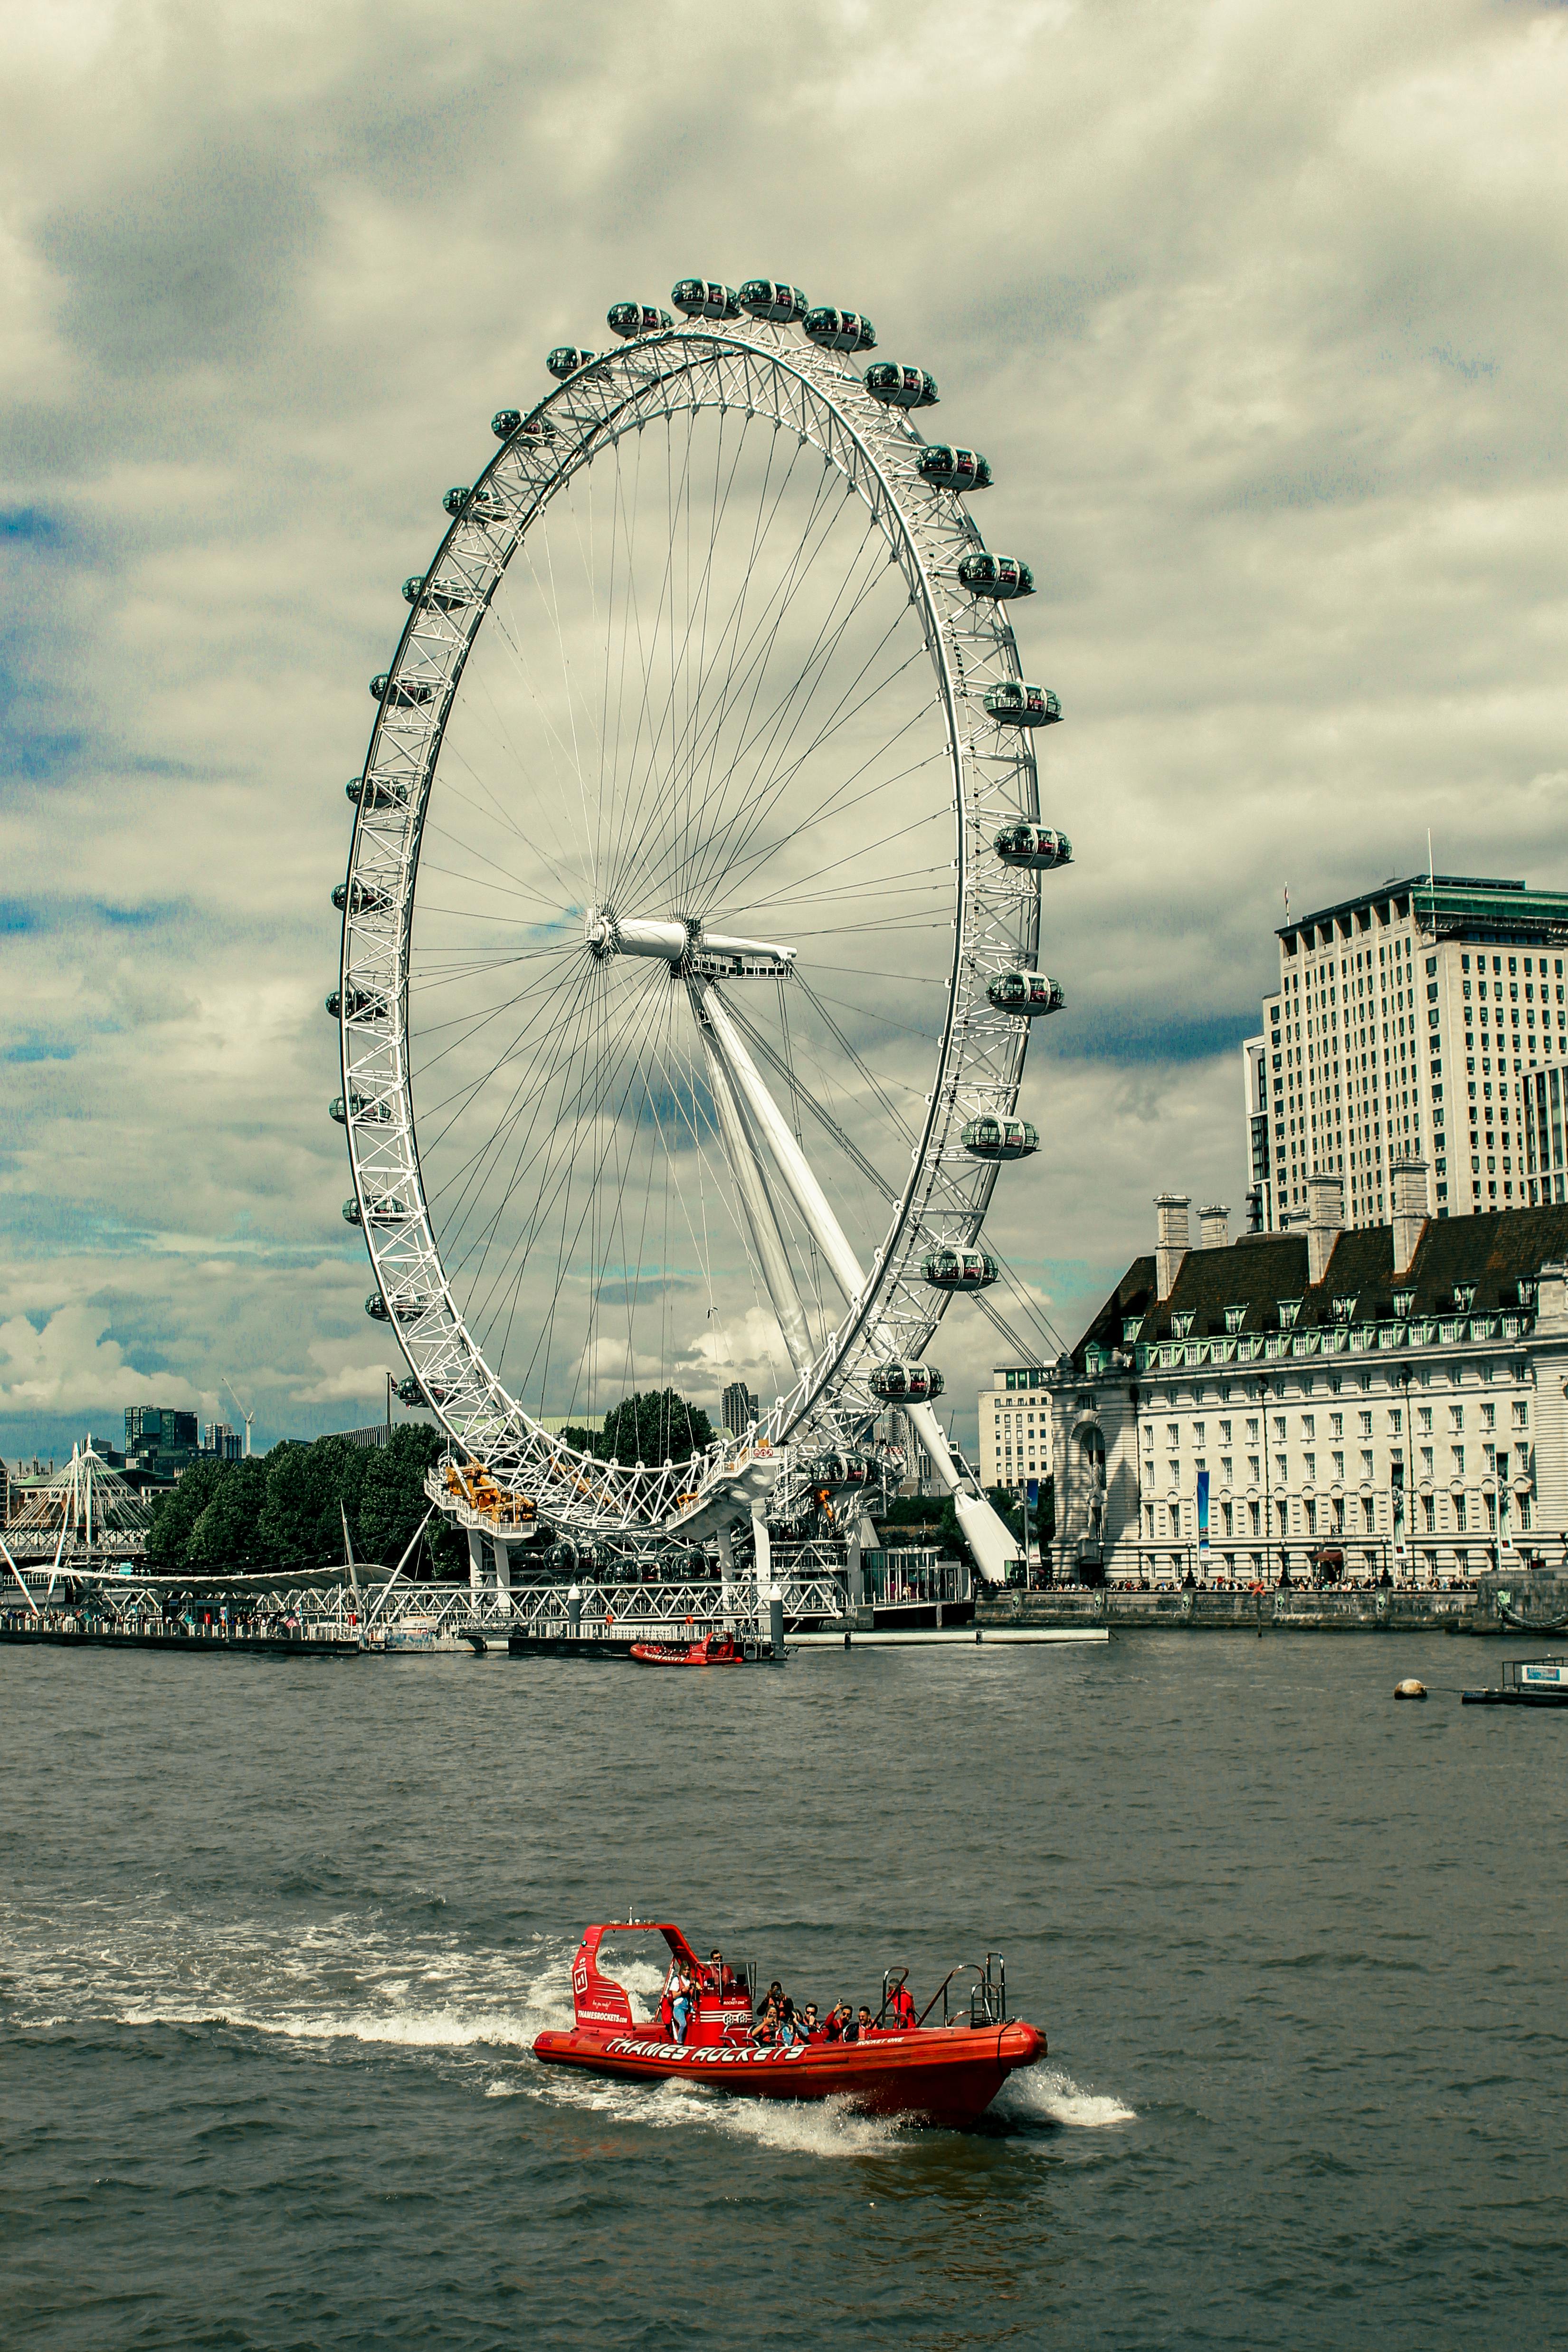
[915,1952,1007,2029]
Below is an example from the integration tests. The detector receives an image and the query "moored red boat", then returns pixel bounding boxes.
[628,1631,744,1666]
[532,1921,1046,2125]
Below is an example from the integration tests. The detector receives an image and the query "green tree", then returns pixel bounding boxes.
[357,1426,463,1576]
[145,1457,229,1570]
[187,1458,272,1570]
[599,1389,713,1467]
[257,1436,372,1569]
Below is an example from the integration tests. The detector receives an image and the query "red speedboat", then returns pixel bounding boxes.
[532,1922,1045,2126]
[628,1632,744,1666]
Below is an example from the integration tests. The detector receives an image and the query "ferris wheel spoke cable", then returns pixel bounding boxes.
[715,741,951,921]
[660,488,886,917]
[606,440,855,911]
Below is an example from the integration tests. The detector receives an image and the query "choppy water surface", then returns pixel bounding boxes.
[3,1634,1565,2349]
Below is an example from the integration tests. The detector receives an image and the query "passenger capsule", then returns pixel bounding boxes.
[364,1195,409,1224]
[402,574,473,614]
[330,1092,392,1125]
[984,681,1061,728]
[987,970,1065,1018]
[803,306,877,352]
[328,986,390,1025]
[738,280,809,324]
[342,1197,363,1227]
[443,484,512,524]
[547,346,595,379]
[864,362,939,409]
[607,301,674,339]
[365,1291,388,1320]
[370,673,436,709]
[491,409,522,439]
[917,445,991,492]
[995,821,1071,869]
[958,551,1033,599]
[921,1246,1000,1292]
[366,1293,432,1325]
[961,1115,1039,1161]
[868,1361,944,1404]
[672,277,741,321]
[348,774,408,809]
[332,879,389,915]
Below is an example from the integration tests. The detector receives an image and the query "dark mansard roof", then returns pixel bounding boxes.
[1069,1205,1568,1369]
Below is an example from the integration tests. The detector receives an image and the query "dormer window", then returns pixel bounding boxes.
[1332,1295,1357,1323]
[1278,1299,1301,1330]
[1171,1312,1195,1339]
[1518,1279,1537,1308]
[1122,1315,1144,1343]
[1453,1282,1476,1310]
[1224,1304,1247,1334]
[1393,1288,1414,1318]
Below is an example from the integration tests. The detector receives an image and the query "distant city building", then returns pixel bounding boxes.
[1047,1181,1567,1588]
[1246,872,1568,1236]
[124,1406,200,1480]
[976,1365,1051,1493]
[203,1420,243,1461]
[722,1381,759,1438]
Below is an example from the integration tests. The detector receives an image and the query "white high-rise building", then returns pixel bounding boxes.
[1244,874,1568,1233]
[977,1365,1052,1493]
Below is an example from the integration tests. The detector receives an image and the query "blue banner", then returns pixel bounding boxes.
[1026,1479,1039,1506]
[1197,1469,1210,1556]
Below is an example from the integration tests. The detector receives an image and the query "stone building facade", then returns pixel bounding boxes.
[1046,1175,1568,1586]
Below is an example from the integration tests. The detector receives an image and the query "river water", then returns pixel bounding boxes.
[2,1633,1564,2349]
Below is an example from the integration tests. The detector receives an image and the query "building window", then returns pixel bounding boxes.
[1454,1494,1467,1533]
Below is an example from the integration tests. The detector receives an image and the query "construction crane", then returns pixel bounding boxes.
[221,1378,255,1458]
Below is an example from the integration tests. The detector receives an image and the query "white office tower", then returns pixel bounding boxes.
[1244,874,1568,1233]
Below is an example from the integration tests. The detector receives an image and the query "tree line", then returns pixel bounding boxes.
[145,1426,464,1576]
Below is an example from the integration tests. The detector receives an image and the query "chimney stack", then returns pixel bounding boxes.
[1389,1158,1429,1278]
[1198,1203,1230,1252]
[1305,1172,1344,1287]
[1155,1193,1191,1301]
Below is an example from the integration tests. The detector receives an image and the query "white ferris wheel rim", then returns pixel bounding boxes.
[337,311,1044,1536]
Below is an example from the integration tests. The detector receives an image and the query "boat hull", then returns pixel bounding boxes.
[532,2019,1044,2124]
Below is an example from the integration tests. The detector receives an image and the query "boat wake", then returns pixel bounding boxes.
[994,2065,1136,2131]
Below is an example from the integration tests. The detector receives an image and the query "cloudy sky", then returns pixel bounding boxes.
[2,0,1566,1462]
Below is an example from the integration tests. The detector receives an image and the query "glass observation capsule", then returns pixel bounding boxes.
[961,1114,1039,1161]
[803,306,877,352]
[547,1539,578,1571]
[327,987,389,1024]
[365,1293,431,1325]
[995,821,1071,869]
[332,879,389,915]
[864,362,938,408]
[984,681,1061,727]
[738,279,809,323]
[330,1092,392,1124]
[491,409,522,439]
[402,574,473,612]
[443,484,513,524]
[917,445,992,492]
[394,1374,427,1407]
[958,551,1033,599]
[987,970,1065,1017]
[346,775,409,809]
[607,301,674,339]
[672,277,741,320]
[547,345,595,378]
[921,1246,1000,1292]
[370,673,435,708]
[868,1361,944,1403]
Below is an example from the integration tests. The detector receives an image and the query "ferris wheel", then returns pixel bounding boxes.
[330,277,1071,1578]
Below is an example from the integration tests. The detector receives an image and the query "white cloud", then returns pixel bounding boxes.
[3,0,1568,1457]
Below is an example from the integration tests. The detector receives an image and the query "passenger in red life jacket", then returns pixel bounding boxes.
[824,2001,852,2043]
[886,1980,916,2029]
[800,2003,823,2042]
[854,2005,874,2039]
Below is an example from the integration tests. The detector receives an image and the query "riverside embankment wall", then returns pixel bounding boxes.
[977,1587,1481,1634]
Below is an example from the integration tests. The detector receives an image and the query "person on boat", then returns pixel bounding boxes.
[763,1978,785,2017]
[855,2004,875,2038]
[777,2007,809,2048]
[886,1979,916,2029]
[751,2000,779,2047]
[800,2002,822,2041]
[823,2001,851,2042]
[670,1967,696,2046]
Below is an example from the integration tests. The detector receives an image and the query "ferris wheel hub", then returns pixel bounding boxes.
[585,906,795,974]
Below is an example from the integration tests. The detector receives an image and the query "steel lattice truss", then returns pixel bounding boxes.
[336,304,1059,1541]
